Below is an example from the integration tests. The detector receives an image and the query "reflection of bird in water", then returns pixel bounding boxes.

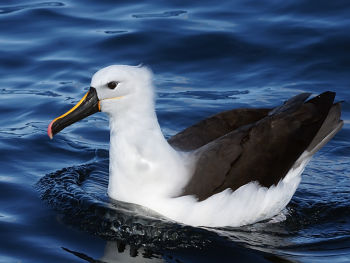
[48,65,342,227]
[63,241,164,263]
[62,239,294,263]
[100,241,163,263]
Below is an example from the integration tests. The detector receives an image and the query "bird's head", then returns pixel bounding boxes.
[48,65,154,139]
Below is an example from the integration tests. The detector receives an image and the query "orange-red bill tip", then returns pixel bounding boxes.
[47,120,54,139]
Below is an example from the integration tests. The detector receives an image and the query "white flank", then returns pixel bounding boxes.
[120,153,310,227]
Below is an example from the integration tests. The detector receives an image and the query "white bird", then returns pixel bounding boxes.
[48,65,343,227]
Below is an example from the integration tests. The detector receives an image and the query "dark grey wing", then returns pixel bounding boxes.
[168,108,270,151]
[180,92,342,201]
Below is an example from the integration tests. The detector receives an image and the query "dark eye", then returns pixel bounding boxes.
[107,81,118,89]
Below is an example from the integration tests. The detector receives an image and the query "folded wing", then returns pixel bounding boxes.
[169,92,342,201]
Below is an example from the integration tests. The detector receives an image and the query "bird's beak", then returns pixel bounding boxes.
[47,87,100,139]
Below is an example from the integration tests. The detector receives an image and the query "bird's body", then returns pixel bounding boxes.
[48,65,343,227]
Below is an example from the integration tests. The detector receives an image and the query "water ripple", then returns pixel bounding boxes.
[132,10,187,19]
[0,2,64,15]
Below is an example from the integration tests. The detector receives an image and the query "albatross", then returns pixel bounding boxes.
[48,65,343,227]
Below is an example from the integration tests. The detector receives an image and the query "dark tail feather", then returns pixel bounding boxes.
[306,102,343,155]
[306,91,336,116]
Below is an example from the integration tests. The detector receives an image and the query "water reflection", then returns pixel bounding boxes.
[62,238,296,263]
[63,241,164,263]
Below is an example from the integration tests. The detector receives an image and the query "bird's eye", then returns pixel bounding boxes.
[107,81,118,89]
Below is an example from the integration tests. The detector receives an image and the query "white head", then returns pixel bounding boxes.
[48,65,156,138]
[91,65,155,116]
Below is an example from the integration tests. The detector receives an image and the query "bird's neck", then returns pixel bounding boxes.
[107,103,190,204]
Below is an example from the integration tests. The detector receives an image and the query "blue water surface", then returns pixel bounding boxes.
[0,1,350,262]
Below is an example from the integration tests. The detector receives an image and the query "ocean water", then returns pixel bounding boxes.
[0,0,350,262]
